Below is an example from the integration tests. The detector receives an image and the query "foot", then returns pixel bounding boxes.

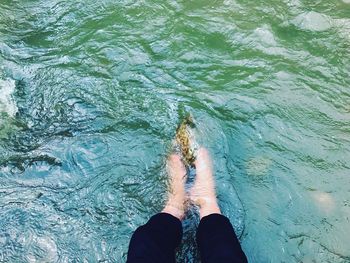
[162,154,187,220]
[190,148,221,219]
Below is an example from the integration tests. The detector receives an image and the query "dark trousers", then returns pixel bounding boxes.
[126,213,248,263]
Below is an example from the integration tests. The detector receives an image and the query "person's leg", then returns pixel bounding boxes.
[127,154,186,263]
[191,148,248,263]
[126,213,182,263]
[162,154,187,220]
[197,214,247,263]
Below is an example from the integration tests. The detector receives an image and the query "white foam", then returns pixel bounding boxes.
[0,78,17,117]
[253,25,278,46]
[291,11,332,32]
[332,18,350,40]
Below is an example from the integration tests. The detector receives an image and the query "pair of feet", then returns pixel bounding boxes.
[162,148,221,220]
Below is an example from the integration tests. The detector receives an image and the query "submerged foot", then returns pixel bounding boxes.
[190,148,221,219]
[162,154,187,220]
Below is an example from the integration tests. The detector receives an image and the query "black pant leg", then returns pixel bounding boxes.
[196,213,248,263]
[127,213,183,263]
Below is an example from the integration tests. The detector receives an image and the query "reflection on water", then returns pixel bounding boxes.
[1,0,350,262]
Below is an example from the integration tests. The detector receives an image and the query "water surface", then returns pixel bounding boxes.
[1,0,350,262]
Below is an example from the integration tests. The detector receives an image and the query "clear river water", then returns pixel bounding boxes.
[0,0,350,262]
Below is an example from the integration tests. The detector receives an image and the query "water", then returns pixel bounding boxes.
[0,0,349,262]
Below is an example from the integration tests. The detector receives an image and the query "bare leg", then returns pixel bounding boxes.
[162,154,187,220]
[190,148,221,219]
[191,148,248,263]
[127,154,186,263]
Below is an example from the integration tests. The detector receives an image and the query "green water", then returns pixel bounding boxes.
[1,0,350,262]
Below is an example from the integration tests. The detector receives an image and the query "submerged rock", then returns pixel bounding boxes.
[310,191,336,214]
[246,156,272,177]
[175,115,197,167]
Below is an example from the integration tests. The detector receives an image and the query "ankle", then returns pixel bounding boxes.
[199,202,221,219]
[162,203,185,220]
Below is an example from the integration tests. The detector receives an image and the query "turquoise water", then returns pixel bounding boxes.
[1,0,350,262]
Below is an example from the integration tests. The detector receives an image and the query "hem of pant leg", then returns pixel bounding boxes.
[148,213,183,247]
